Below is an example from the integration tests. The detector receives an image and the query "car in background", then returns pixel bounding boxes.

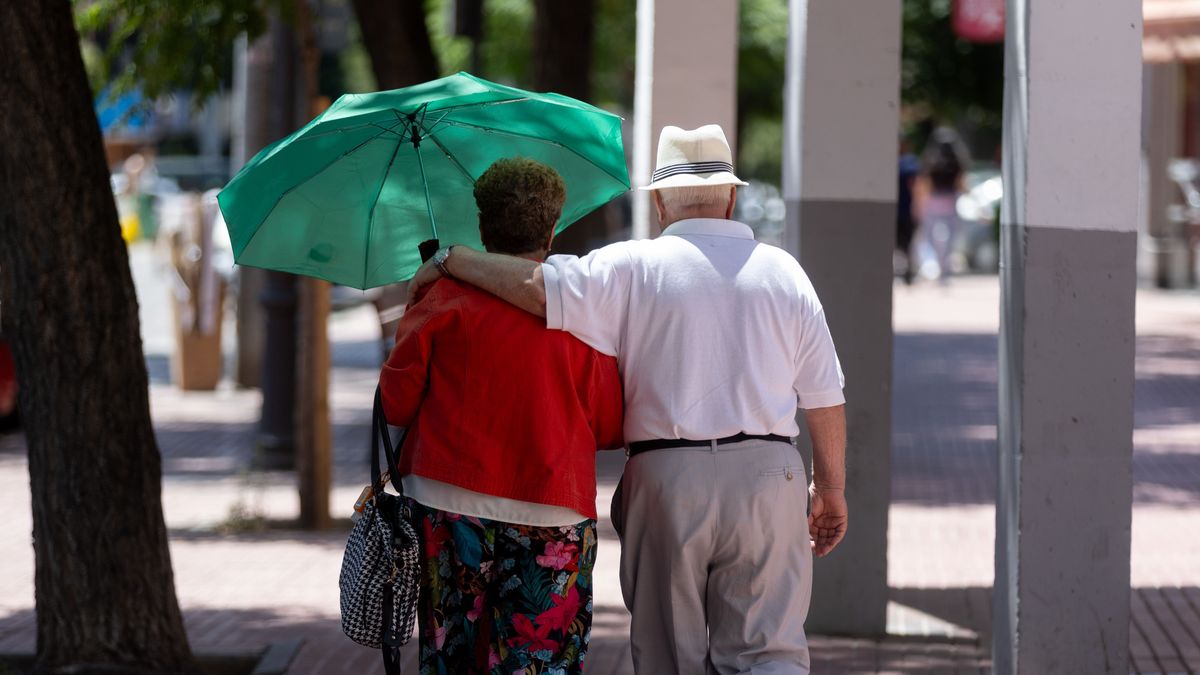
[956,167,1002,272]
[0,336,17,431]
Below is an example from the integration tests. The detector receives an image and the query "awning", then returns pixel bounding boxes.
[1145,0,1200,63]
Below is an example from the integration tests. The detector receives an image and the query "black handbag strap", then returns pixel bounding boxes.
[372,385,409,675]
[371,386,406,498]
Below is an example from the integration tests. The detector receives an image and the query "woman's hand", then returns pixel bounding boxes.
[406,258,443,305]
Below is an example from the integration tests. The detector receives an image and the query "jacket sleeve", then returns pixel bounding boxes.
[587,352,625,450]
[379,282,455,427]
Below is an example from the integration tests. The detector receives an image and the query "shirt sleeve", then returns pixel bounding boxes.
[541,243,634,357]
[378,282,457,426]
[794,305,846,409]
[586,352,625,450]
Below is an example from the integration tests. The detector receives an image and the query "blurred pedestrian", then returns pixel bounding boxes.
[379,158,624,674]
[896,137,920,284]
[913,126,970,282]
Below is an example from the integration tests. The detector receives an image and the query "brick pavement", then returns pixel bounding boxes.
[2,253,1199,673]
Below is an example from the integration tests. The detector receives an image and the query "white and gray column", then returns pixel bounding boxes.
[630,0,738,239]
[782,0,901,635]
[994,1,1141,672]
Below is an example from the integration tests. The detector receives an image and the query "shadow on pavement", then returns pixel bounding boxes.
[892,333,998,507]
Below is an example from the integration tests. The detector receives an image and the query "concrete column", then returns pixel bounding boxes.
[630,0,738,239]
[782,0,900,636]
[994,1,1140,672]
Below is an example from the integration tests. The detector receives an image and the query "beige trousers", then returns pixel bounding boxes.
[611,440,813,674]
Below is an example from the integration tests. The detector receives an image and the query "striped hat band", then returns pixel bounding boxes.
[651,160,736,183]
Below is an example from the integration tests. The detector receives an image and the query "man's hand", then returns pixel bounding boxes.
[808,486,847,557]
[406,259,443,305]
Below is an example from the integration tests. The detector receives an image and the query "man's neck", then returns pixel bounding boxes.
[662,211,729,229]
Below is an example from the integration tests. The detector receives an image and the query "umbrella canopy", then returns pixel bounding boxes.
[217,72,629,289]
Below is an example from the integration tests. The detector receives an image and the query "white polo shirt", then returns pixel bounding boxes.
[541,218,845,443]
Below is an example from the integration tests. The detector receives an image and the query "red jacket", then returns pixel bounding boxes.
[380,278,623,519]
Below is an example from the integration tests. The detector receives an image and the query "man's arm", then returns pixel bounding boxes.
[805,404,847,557]
[408,247,546,317]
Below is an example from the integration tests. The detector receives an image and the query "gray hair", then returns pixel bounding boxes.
[656,185,733,213]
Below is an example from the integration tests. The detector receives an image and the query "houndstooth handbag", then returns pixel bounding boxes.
[339,387,420,674]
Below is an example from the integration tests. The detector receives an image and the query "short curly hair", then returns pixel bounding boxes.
[474,158,566,255]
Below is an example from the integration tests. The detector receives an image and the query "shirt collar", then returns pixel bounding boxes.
[660,218,755,240]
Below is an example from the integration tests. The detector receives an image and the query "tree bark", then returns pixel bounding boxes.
[351,0,440,90]
[532,0,595,102]
[0,2,192,672]
[232,34,274,389]
[532,0,616,256]
[293,0,333,530]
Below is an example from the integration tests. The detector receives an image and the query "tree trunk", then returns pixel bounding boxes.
[532,0,595,101]
[293,0,333,530]
[351,0,440,90]
[0,2,192,672]
[532,0,616,255]
[232,34,274,389]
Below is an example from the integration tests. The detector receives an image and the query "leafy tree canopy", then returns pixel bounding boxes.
[75,0,277,103]
[901,0,1003,142]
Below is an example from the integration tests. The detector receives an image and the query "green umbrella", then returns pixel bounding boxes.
[217,72,629,289]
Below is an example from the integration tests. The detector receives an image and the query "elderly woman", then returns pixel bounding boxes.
[380,157,623,674]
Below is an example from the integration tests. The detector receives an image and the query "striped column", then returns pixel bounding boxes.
[994,0,1141,672]
[630,0,738,239]
[782,0,901,635]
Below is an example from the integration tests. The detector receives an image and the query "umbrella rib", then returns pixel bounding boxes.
[231,123,402,263]
[416,120,476,185]
[363,136,405,288]
[255,123,400,213]
[436,118,629,187]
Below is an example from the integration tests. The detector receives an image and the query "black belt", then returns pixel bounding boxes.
[628,433,791,457]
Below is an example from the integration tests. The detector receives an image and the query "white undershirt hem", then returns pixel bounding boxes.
[401,474,589,527]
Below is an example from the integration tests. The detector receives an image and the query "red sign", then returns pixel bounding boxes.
[953,0,1005,43]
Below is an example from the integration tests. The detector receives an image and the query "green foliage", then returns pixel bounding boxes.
[427,0,473,77]
[591,0,636,110]
[737,0,788,184]
[426,0,532,85]
[739,117,783,186]
[74,0,276,103]
[334,18,376,94]
[901,0,1004,135]
[479,0,534,84]
[738,0,787,123]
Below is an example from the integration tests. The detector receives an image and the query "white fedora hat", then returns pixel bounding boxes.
[640,124,749,191]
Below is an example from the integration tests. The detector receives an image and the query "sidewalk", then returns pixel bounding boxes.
[1,250,1199,673]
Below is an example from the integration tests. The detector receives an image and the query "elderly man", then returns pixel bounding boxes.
[410,125,848,674]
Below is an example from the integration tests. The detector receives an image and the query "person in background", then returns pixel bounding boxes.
[913,126,971,282]
[896,137,921,285]
[379,157,624,674]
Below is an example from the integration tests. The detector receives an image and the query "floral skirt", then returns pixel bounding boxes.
[405,498,596,675]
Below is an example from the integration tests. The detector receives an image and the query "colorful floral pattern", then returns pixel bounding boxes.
[405,498,596,674]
